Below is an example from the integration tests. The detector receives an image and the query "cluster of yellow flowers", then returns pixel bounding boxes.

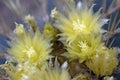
[2,15,71,80]
[86,47,118,76]
[0,0,119,80]
[55,0,118,77]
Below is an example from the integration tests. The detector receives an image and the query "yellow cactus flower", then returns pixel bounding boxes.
[55,1,104,44]
[64,34,103,63]
[43,23,58,42]
[5,62,42,80]
[39,59,71,80]
[24,14,37,32]
[14,22,26,36]
[7,29,52,65]
[39,65,71,80]
[1,58,70,80]
[50,7,58,20]
[85,47,118,77]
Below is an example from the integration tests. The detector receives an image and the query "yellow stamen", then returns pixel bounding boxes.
[78,41,88,49]
[23,47,36,58]
[72,19,86,32]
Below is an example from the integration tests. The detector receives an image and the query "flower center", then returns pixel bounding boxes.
[78,41,88,50]
[72,19,86,32]
[23,47,36,58]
